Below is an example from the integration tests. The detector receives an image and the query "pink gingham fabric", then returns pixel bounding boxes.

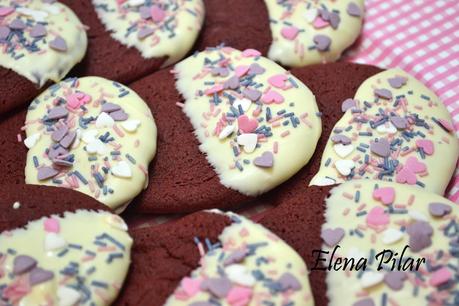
[345,0,459,201]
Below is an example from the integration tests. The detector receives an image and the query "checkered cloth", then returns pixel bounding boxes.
[345,0,459,201]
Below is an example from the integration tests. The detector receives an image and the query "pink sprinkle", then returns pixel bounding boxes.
[226,286,252,305]
[113,124,125,138]
[273,141,278,154]
[313,16,329,29]
[44,218,60,233]
[0,7,14,17]
[366,206,389,226]
[241,49,261,58]
[17,134,22,142]
[205,84,224,95]
[429,267,452,287]
[281,131,290,137]
[281,26,300,40]
[150,5,166,23]
[181,277,201,297]
[235,65,250,77]
[372,187,395,205]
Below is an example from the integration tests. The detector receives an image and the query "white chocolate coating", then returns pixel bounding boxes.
[24,76,157,211]
[323,180,459,306]
[165,210,314,305]
[0,209,132,306]
[92,0,205,66]
[175,46,322,196]
[311,68,459,195]
[0,0,87,86]
[265,0,364,67]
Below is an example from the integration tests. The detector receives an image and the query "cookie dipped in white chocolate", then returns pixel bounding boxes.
[165,210,314,305]
[0,0,87,86]
[310,68,459,195]
[24,77,157,211]
[265,0,364,67]
[175,46,322,196]
[92,0,205,67]
[322,180,459,306]
[0,209,132,306]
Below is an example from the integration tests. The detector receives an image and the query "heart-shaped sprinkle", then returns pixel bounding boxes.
[233,98,251,113]
[48,106,68,120]
[37,166,59,181]
[237,133,258,153]
[404,156,426,173]
[331,134,351,145]
[313,16,329,29]
[237,115,258,133]
[86,139,107,155]
[366,206,389,226]
[241,49,261,57]
[281,25,300,40]
[328,12,340,29]
[49,36,67,52]
[150,5,165,23]
[225,264,255,287]
[341,98,357,112]
[52,124,69,142]
[376,122,397,134]
[224,76,240,90]
[248,63,265,75]
[235,65,250,78]
[353,298,375,306]
[347,2,362,17]
[384,271,407,290]
[44,232,67,251]
[0,6,14,17]
[360,271,384,288]
[101,102,121,113]
[374,88,392,100]
[218,124,236,139]
[13,255,37,275]
[253,151,274,168]
[333,143,354,158]
[415,139,434,155]
[67,92,91,109]
[181,277,201,297]
[48,145,68,160]
[382,228,404,245]
[57,286,81,306]
[0,26,10,39]
[111,161,132,178]
[390,116,408,130]
[406,221,433,252]
[30,24,47,38]
[29,268,54,286]
[388,76,407,89]
[24,133,41,149]
[313,34,331,51]
[321,227,345,247]
[139,5,151,19]
[372,187,395,205]
[121,119,141,133]
[370,138,391,157]
[242,88,262,101]
[200,277,232,298]
[335,159,355,176]
[44,218,60,233]
[9,19,26,30]
[96,112,115,128]
[211,67,229,77]
[261,90,284,104]
[268,74,288,89]
[59,131,77,149]
[278,272,302,291]
[429,267,452,287]
[82,129,99,144]
[428,202,452,217]
[396,167,417,185]
[138,27,154,39]
[110,109,129,121]
[227,286,252,305]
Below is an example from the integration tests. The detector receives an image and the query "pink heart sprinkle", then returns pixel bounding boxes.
[181,277,201,297]
[150,5,166,23]
[235,65,250,78]
[205,84,224,96]
[313,16,329,29]
[268,74,288,89]
[0,7,14,17]
[405,156,426,173]
[415,139,434,155]
[67,92,91,109]
[238,115,258,133]
[227,286,252,306]
[396,167,417,185]
[366,206,389,226]
[281,26,300,40]
[241,49,261,58]
[429,267,452,287]
[261,90,284,104]
[372,187,395,205]
[43,218,60,233]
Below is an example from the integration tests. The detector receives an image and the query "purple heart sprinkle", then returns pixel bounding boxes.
[224,76,240,90]
[278,272,302,291]
[248,63,266,75]
[341,98,357,112]
[253,151,274,168]
[370,138,391,157]
[388,76,407,89]
[347,2,362,17]
[13,255,37,275]
[48,146,69,160]
[384,271,407,291]
[200,277,232,298]
[329,12,341,29]
[110,109,129,121]
[242,88,262,102]
[390,115,408,130]
[374,88,393,100]
[51,124,69,142]
[30,24,47,38]
[9,19,26,30]
[37,166,59,181]
[138,27,154,40]
[101,102,121,113]
[52,158,74,167]
[313,34,331,52]
[29,268,54,286]
[319,9,330,21]
[59,131,77,149]
[139,6,151,19]
[428,202,452,217]
[0,26,10,40]
[49,36,68,52]
[321,227,345,247]
[331,134,352,145]
[47,106,68,120]
[406,221,433,252]
[211,67,229,77]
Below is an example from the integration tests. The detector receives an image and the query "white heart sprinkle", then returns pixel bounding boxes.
[224,264,256,287]
[16,7,48,22]
[57,286,81,306]
[86,139,107,155]
[408,210,428,222]
[127,0,145,6]
[45,233,67,252]
[81,129,98,144]
[111,161,132,178]
[121,119,141,133]
[360,271,384,288]
[218,125,236,139]
[71,129,82,149]
[233,98,252,113]
[382,228,404,245]
[237,133,258,153]
[24,133,41,149]
[333,143,354,158]
[311,176,336,186]
[95,112,115,129]
[303,8,317,23]
[335,159,355,176]
[376,122,397,134]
